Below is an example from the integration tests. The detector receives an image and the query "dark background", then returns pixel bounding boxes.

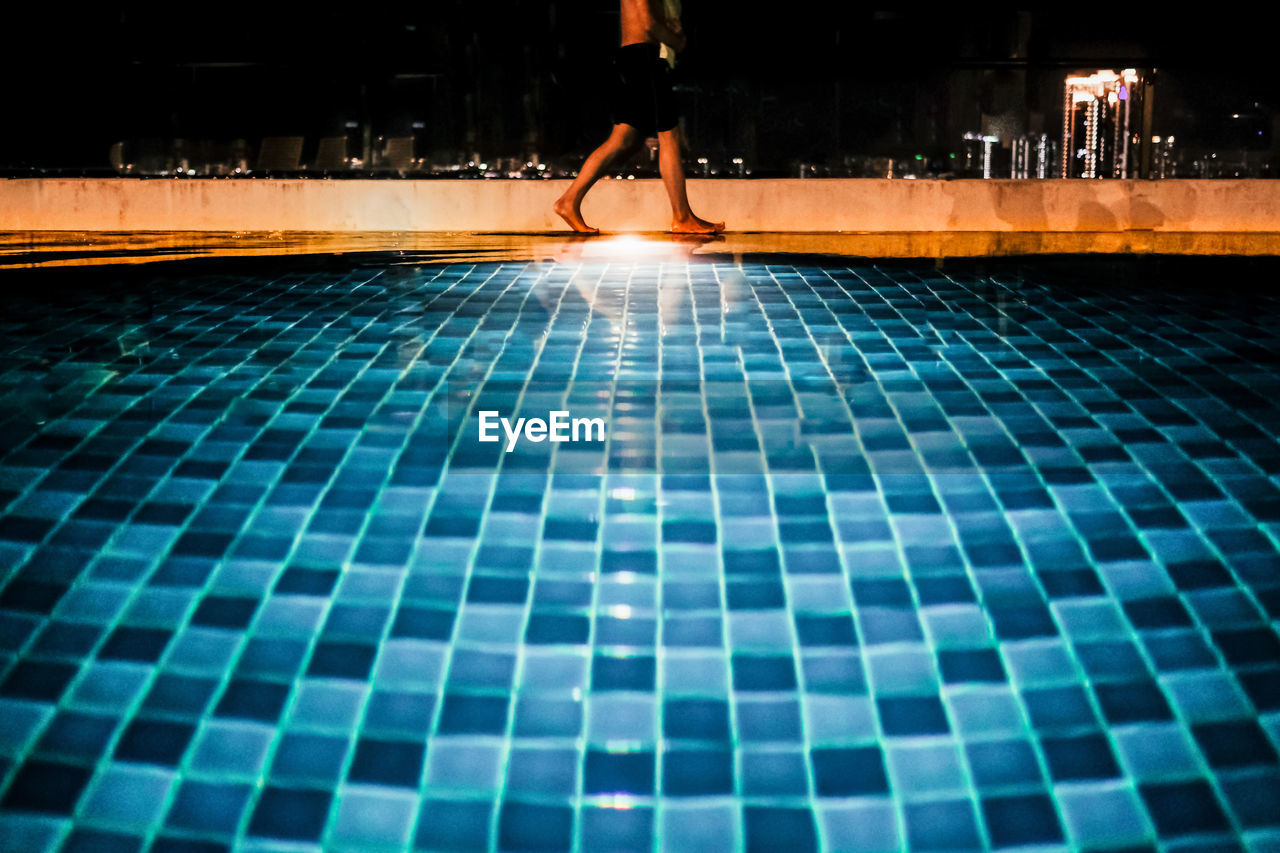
[5,3,1277,175]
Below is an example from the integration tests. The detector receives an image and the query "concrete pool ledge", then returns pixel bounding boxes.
[3,177,1280,237]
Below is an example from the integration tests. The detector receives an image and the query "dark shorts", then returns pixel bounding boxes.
[611,42,679,137]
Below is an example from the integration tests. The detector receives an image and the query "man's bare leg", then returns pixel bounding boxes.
[554,124,641,233]
[658,127,724,234]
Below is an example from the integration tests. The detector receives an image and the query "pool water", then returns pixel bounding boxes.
[1,254,1278,851]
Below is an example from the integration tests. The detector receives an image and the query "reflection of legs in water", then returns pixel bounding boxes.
[553,124,642,234]
[658,127,724,234]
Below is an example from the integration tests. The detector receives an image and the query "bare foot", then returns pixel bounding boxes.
[671,215,725,235]
[554,197,600,234]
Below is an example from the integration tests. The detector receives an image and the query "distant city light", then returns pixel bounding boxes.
[1062,68,1140,178]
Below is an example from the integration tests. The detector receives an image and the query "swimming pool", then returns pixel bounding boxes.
[1,252,1278,851]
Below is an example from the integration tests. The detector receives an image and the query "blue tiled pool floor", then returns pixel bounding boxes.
[1,255,1279,851]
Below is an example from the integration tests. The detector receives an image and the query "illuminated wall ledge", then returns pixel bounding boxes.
[3,177,1280,234]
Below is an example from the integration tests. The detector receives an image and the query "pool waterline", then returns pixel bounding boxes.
[5,229,1280,270]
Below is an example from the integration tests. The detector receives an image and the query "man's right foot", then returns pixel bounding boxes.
[554,198,600,234]
[671,215,725,235]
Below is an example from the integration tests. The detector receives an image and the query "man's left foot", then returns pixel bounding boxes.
[554,197,600,234]
[672,216,725,234]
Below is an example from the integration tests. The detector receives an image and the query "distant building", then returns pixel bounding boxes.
[1062,69,1142,178]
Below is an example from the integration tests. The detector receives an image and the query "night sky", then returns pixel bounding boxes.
[6,4,1276,172]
